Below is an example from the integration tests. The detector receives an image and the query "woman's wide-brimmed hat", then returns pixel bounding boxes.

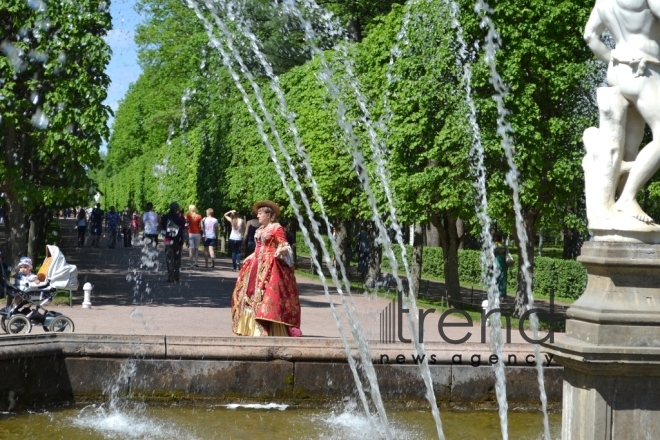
[253,200,281,217]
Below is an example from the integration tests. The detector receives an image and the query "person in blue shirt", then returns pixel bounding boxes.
[105,206,120,249]
[160,202,186,282]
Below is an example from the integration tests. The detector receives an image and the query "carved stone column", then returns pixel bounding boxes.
[543,242,660,439]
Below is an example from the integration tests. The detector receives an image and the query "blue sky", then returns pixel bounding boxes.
[102,0,144,150]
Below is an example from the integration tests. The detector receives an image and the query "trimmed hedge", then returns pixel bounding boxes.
[400,247,586,300]
[295,232,587,301]
[372,241,587,301]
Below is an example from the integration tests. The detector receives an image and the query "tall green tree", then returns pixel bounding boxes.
[0,0,111,263]
[356,2,475,306]
[463,0,599,315]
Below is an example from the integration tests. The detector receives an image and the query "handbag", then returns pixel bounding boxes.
[505,251,514,268]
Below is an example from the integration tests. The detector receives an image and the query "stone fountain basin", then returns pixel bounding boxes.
[0,334,562,411]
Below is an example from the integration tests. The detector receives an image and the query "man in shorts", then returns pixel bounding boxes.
[142,202,159,248]
[201,208,219,268]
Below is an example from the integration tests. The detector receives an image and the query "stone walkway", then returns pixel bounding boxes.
[0,219,550,343]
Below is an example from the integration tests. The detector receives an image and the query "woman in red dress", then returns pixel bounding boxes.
[231,200,302,337]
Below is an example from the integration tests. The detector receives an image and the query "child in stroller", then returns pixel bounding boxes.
[0,246,77,334]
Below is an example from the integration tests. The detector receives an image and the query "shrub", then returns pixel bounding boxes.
[299,236,587,301]
[377,243,586,301]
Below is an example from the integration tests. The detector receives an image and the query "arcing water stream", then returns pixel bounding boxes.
[181,0,554,439]
[473,1,551,439]
[282,1,445,437]
[186,1,393,436]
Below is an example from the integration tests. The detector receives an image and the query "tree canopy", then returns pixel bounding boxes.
[98,0,605,303]
[1,0,112,262]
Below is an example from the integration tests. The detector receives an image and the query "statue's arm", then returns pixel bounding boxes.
[584,6,611,63]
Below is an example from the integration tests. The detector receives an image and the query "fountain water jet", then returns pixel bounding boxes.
[186,1,393,436]
[427,0,512,435]
[214,5,412,433]
[282,1,448,437]
[473,1,550,438]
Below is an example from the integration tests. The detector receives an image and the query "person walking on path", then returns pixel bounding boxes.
[161,202,186,283]
[492,233,513,299]
[201,208,219,268]
[105,206,120,249]
[185,205,202,267]
[231,200,302,337]
[89,204,104,248]
[75,208,87,248]
[131,210,141,244]
[120,206,132,248]
[281,220,297,267]
[224,210,244,271]
[244,215,260,257]
[142,202,159,248]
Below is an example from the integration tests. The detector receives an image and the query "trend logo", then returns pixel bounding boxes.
[379,291,555,345]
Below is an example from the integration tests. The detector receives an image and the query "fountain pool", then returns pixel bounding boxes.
[0,404,560,439]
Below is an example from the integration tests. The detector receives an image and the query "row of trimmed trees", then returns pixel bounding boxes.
[100,0,605,315]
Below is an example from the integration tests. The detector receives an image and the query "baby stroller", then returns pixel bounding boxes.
[0,245,78,334]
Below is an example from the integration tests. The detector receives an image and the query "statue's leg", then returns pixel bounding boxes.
[617,105,645,194]
[614,71,660,223]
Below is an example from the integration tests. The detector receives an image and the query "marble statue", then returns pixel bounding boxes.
[582,0,660,240]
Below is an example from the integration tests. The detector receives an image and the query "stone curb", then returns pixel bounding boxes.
[0,334,562,410]
[0,334,557,366]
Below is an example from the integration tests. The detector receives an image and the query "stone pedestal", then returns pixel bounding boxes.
[543,241,660,439]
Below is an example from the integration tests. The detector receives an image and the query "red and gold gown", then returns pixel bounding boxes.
[231,222,301,336]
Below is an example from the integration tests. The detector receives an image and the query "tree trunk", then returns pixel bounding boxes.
[2,124,29,265]
[347,16,362,42]
[410,224,424,298]
[432,213,462,308]
[28,205,48,263]
[5,192,28,266]
[513,209,538,318]
[456,218,465,250]
[425,222,440,247]
[334,220,351,270]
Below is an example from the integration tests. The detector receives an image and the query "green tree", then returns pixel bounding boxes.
[463,0,599,315]
[321,0,402,42]
[0,0,111,263]
[355,2,476,305]
[103,0,235,214]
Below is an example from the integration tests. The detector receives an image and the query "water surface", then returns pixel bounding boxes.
[0,403,560,439]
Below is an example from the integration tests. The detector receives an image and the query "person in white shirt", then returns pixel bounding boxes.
[202,208,219,268]
[142,202,160,248]
[224,210,244,271]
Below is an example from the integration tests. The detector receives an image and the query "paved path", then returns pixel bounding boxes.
[0,219,549,344]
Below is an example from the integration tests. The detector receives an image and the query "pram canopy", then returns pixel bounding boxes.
[38,245,78,290]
